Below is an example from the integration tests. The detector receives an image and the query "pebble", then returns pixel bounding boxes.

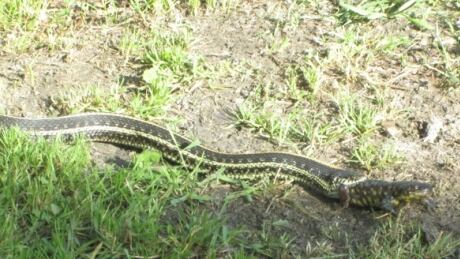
[381,120,400,138]
[422,116,443,143]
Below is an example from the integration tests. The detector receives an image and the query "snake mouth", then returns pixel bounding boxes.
[382,182,434,213]
[396,183,433,203]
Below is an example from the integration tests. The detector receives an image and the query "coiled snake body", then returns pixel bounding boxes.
[0,113,432,212]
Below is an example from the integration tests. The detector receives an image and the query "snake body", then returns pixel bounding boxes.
[0,113,432,212]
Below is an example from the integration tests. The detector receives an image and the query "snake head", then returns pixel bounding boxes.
[339,180,433,213]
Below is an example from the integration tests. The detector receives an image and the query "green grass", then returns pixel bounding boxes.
[235,84,404,171]
[1,129,458,257]
[0,0,75,52]
[333,88,379,137]
[429,27,460,88]
[236,101,344,148]
[0,129,248,257]
[350,139,403,171]
[0,0,45,31]
[234,61,345,148]
[0,0,240,53]
[52,26,208,121]
[1,0,460,257]
[0,129,339,258]
[337,0,421,23]
[359,215,460,258]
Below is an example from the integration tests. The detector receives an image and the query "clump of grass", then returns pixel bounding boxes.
[334,89,379,137]
[118,28,147,62]
[235,61,343,148]
[52,81,170,121]
[133,29,206,118]
[142,29,205,85]
[203,0,240,12]
[0,129,308,257]
[54,28,208,120]
[128,0,239,17]
[358,216,460,258]
[322,26,377,83]
[0,1,84,52]
[284,64,322,102]
[266,35,290,55]
[0,131,204,257]
[50,84,127,114]
[373,34,413,54]
[350,139,403,171]
[426,26,460,88]
[235,101,292,144]
[0,0,45,31]
[337,0,420,23]
[236,99,343,147]
[129,0,176,17]
[0,0,46,52]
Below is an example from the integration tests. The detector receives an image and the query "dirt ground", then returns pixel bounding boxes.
[0,0,459,255]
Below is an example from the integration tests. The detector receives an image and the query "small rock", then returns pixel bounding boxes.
[38,9,48,24]
[422,116,443,143]
[234,97,245,106]
[438,36,457,49]
[381,120,400,138]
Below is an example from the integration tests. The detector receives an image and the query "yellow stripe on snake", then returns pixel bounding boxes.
[0,113,432,212]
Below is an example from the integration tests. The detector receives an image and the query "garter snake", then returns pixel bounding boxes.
[0,113,432,212]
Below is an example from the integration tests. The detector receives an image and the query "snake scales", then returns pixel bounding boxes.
[0,113,432,212]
